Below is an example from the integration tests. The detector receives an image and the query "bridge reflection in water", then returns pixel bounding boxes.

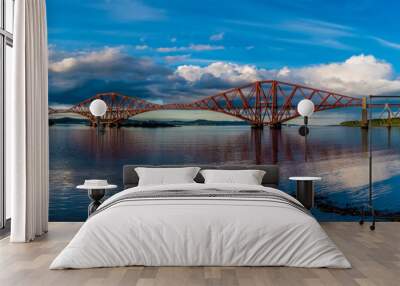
[90,128,295,165]
[49,124,400,221]
[58,125,377,166]
[67,126,393,166]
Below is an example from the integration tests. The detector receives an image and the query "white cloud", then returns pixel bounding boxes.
[91,0,165,22]
[190,44,224,51]
[164,54,191,62]
[280,18,354,38]
[156,44,224,53]
[276,37,353,50]
[372,36,400,50]
[156,47,182,52]
[174,54,400,96]
[283,54,400,96]
[48,46,171,97]
[210,32,224,41]
[135,44,149,50]
[175,62,274,83]
[228,18,354,38]
[226,18,355,50]
[170,37,177,43]
[50,47,123,73]
[277,66,290,77]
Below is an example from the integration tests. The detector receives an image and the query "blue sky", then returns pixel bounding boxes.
[47,0,400,121]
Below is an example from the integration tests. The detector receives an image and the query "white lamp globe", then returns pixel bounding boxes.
[89,99,107,117]
[297,99,315,117]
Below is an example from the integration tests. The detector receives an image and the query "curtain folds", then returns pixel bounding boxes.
[8,0,49,242]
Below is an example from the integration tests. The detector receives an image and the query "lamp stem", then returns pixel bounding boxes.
[368,96,372,206]
[96,116,100,134]
[304,116,308,162]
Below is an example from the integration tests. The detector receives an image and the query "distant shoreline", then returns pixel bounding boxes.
[49,118,249,128]
[341,118,400,127]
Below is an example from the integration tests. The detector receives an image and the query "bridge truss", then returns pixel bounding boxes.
[50,80,363,127]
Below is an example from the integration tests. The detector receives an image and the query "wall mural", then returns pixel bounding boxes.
[47,0,400,221]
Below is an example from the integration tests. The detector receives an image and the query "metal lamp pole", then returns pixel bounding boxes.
[96,116,101,134]
[304,116,308,162]
[297,100,315,162]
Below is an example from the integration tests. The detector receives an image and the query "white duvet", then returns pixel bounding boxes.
[50,183,351,269]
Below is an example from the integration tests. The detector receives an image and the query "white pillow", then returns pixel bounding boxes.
[135,167,200,186]
[200,169,266,185]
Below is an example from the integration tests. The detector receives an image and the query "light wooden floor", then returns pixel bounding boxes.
[0,222,399,286]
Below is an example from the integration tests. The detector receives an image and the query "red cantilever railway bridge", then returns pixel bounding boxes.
[48,80,394,128]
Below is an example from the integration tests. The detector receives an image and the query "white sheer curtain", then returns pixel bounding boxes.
[7,0,49,242]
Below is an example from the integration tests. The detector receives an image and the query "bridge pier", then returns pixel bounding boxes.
[251,124,264,129]
[251,128,263,164]
[361,96,368,129]
[90,121,121,128]
[269,123,282,129]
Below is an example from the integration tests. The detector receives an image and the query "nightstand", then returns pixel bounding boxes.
[289,177,321,209]
[77,180,117,216]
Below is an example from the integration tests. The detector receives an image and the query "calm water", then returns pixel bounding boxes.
[49,124,400,221]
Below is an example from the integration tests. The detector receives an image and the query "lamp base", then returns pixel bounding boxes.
[298,126,309,136]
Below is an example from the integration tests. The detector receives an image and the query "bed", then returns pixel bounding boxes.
[50,165,350,269]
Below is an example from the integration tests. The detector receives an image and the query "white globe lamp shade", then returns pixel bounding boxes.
[89,99,107,117]
[297,99,315,117]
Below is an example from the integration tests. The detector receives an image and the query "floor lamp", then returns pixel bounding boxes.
[359,95,400,231]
